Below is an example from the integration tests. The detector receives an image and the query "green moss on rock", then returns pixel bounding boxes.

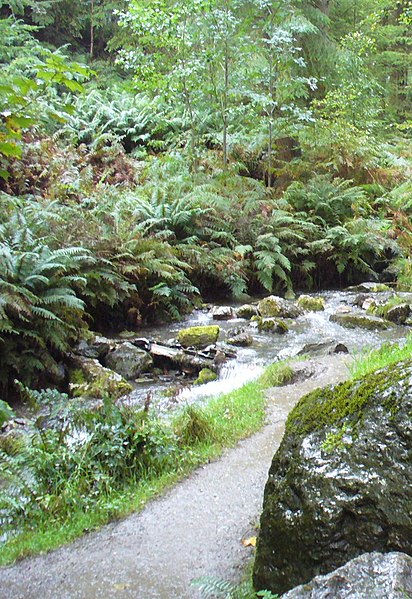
[177,325,220,348]
[297,295,325,312]
[286,360,412,437]
[330,312,393,330]
[256,317,289,334]
[194,368,218,386]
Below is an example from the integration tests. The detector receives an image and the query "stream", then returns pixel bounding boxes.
[126,290,410,412]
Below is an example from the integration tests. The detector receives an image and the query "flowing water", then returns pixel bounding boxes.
[126,290,410,412]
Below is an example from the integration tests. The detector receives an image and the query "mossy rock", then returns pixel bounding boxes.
[297,295,325,312]
[256,317,288,334]
[253,360,412,595]
[258,295,302,319]
[177,325,220,349]
[194,368,218,386]
[69,357,133,400]
[347,282,391,293]
[236,304,258,319]
[330,312,393,330]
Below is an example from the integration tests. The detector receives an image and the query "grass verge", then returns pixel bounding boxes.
[350,333,412,379]
[0,366,282,566]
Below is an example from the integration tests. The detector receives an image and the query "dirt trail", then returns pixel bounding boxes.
[1,355,351,599]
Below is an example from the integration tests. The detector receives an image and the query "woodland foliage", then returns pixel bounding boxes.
[0,0,410,399]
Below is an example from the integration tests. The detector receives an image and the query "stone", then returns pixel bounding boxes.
[105,342,153,379]
[256,317,289,334]
[194,368,218,386]
[69,356,132,400]
[253,360,412,595]
[258,295,302,319]
[282,552,412,599]
[330,312,393,330]
[227,332,254,347]
[347,282,391,293]
[211,306,235,320]
[386,303,411,325]
[297,295,325,312]
[236,304,258,319]
[335,305,352,314]
[177,325,220,349]
[362,298,376,311]
[297,340,349,357]
[74,335,114,359]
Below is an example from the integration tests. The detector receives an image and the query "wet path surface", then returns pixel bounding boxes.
[2,355,351,599]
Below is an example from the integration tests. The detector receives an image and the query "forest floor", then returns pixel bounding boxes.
[0,354,352,599]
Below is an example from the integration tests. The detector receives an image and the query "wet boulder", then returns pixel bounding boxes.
[258,295,302,319]
[282,552,412,599]
[330,312,393,330]
[236,304,258,319]
[177,325,220,349]
[297,339,349,357]
[211,306,235,320]
[105,342,153,379]
[297,295,325,312]
[253,360,412,595]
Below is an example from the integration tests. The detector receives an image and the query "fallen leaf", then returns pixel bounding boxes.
[242,536,257,548]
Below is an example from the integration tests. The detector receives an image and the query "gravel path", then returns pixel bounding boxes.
[1,355,351,599]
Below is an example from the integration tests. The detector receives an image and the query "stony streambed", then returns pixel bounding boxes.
[123,289,411,412]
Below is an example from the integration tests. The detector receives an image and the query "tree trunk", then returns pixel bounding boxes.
[90,0,95,58]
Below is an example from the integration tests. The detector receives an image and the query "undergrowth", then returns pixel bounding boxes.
[0,362,288,566]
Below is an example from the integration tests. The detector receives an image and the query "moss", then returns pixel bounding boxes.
[258,296,283,317]
[330,313,393,330]
[372,284,391,292]
[256,317,288,334]
[297,295,325,312]
[69,369,86,385]
[286,360,412,437]
[194,368,218,386]
[321,425,350,452]
[177,325,220,348]
[71,370,132,400]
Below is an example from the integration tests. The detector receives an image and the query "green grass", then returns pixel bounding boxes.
[350,333,412,380]
[0,366,281,566]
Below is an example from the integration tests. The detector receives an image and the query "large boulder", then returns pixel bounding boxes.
[282,552,412,599]
[177,325,220,349]
[105,342,153,379]
[258,295,302,319]
[253,360,412,595]
[330,312,394,330]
